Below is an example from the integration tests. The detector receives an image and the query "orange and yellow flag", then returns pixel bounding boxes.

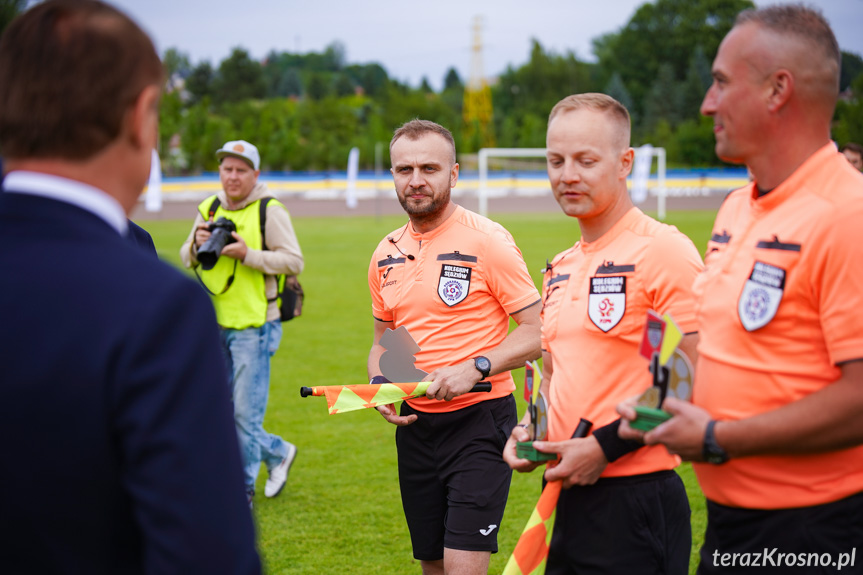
[303,382,431,414]
[504,418,592,573]
[502,481,562,575]
[302,382,492,414]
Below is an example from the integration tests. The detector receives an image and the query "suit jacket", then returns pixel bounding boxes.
[0,189,261,574]
[127,219,157,255]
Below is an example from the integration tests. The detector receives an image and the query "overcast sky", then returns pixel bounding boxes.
[108,0,863,91]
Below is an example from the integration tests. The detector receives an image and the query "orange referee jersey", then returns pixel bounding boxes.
[693,143,863,509]
[368,205,540,413]
[542,207,703,477]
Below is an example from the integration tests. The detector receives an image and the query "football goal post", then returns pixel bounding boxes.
[476,145,667,220]
[477,148,547,217]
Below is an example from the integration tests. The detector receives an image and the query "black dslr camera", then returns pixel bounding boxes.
[197,217,237,270]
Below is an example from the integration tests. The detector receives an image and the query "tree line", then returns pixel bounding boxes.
[3,0,862,174]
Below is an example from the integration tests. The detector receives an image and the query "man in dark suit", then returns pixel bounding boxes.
[128,220,157,255]
[0,2,261,574]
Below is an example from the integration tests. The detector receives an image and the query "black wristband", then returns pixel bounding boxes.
[592,419,643,463]
[369,375,391,385]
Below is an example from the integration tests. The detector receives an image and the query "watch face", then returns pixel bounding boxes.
[475,357,491,376]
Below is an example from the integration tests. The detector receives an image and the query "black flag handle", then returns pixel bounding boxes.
[571,418,593,439]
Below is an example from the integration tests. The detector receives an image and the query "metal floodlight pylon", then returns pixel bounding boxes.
[463,15,495,150]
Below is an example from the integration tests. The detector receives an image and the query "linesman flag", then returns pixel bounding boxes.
[300,382,491,414]
[502,481,562,575]
[503,418,592,574]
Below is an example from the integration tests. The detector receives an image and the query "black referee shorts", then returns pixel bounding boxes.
[395,395,517,561]
[697,490,863,574]
[546,469,691,575]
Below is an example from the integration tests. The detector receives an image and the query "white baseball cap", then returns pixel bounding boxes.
[216,140,260,171]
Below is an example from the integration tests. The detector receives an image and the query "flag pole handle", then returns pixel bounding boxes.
[571,418,593,438]
[471,382,492,393]
[300,386,321,397]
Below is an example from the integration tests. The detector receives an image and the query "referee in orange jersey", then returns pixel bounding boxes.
[620,5,863,574]
[504,93,703,574]
[367,120,541,575]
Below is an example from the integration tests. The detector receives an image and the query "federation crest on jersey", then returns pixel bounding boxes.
[438,264,472,306]
[738,261,785,331]
[588,276,626,332]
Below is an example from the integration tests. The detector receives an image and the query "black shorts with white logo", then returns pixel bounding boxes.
[698,490,863,574]
[396,394,517,561]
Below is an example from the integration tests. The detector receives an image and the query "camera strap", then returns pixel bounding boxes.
[194,195,272,297]
[207,197,221,221]
[207,196,268,242]
[194,258,238,295]
[200,196,301,318]
[193,196,237,295]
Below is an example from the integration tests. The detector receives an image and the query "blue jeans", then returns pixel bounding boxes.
[220,320,288,493]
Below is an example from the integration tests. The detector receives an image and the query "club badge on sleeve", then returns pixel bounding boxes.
[588,276,626,331]
[438,264,471,306]
[738,261,785,331]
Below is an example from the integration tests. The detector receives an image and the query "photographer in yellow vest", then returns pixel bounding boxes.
[181,140,304,506]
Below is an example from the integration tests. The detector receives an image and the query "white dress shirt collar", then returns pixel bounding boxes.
[3,171,128,235]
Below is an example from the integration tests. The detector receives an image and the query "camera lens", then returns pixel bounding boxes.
[197,218,236,270]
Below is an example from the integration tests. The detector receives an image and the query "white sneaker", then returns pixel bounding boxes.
[264,443,297,498]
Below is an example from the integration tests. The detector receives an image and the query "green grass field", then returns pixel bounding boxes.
[142,207,717,575]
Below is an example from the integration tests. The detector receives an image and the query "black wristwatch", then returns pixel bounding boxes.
[473,356,491,379]
[702,420,729,465]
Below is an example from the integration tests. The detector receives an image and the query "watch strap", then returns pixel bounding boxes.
[703,419,729,464]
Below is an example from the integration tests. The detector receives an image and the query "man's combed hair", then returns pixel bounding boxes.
[548,93,632,148]
[0,0,163,160]
[390,119,457,164]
